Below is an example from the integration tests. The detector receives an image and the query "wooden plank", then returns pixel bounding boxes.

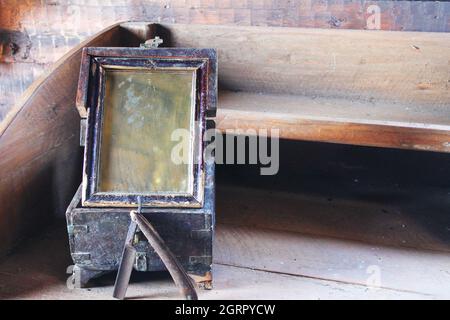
[219,90,450,128]
[214,223,450,298]
[2,1,449,36]
[167,24,450,108]
[216,91,450,152]
[217,108,450,152]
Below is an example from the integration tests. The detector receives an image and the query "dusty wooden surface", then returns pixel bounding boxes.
[0,228,433,300]
[0,227,430,300]
[1,1,450,120]
[215,224,450,297]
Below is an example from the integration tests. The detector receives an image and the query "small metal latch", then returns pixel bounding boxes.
[140,36,163,48]
[134,252,147,271]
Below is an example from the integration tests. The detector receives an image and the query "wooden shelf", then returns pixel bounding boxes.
[217,90,450,152]
[165,23,450,152]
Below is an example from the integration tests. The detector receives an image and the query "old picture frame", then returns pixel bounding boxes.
[76,47,217,208]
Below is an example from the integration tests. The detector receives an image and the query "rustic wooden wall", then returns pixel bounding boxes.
[1,0,449,120]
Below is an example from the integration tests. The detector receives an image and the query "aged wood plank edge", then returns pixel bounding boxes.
[218,90,450,129]
[216,109,450,153]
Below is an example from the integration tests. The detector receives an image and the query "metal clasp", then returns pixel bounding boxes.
[140,36,163,48]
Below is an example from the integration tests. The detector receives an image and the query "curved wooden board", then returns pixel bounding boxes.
[0,23,127,257]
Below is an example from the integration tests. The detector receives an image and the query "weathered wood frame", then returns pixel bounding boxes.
[76,48,217,208]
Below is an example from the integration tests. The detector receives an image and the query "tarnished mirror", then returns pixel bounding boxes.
[76,48,217,207]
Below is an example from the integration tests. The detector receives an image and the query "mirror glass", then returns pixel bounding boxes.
[97,69,196,194]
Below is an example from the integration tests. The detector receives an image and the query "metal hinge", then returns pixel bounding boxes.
[80,118,87,147]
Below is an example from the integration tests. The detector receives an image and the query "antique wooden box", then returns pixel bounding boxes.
[66,47,217,288]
